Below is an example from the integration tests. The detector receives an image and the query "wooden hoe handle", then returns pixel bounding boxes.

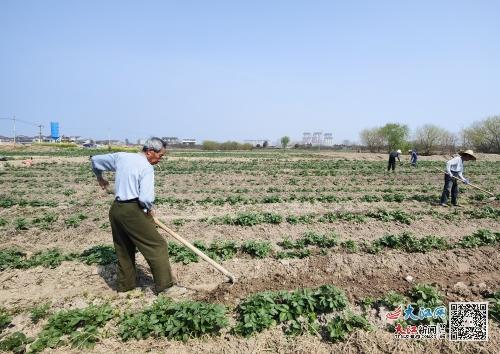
[153,217,236,283]
[433,167,495,197]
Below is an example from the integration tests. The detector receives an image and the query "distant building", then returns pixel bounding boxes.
[162,137,180,145]
[323,133,333,146]
[181,138,196,146]
[302,132,312,145]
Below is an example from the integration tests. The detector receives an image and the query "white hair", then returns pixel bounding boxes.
[143,137,167,152]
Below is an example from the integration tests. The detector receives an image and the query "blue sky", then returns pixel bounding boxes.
[1,0,499,143]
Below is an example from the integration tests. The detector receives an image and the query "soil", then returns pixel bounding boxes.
[0,148,499,353]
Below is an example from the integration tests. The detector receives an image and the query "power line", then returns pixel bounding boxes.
[1,116,43,145]
[0,117,38,126]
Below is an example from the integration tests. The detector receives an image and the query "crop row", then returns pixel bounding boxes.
[206,210,415,226]
[2,229,498,271]
[0,196,58,209]
[1,283,498,353]
[154,192,450,207]
[0,246,116,271]
[204,207,500,227]
[0,212,92,231]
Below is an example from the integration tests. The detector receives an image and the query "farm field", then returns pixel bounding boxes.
[0,147,499,353]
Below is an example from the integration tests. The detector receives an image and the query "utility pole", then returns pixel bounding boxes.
[37,124,44,143]
[13,114,16,146]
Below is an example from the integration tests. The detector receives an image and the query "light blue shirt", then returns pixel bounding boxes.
[446,156,465,180]
[91,152,155,210]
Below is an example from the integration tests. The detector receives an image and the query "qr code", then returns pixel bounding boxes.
[449,302,488,341]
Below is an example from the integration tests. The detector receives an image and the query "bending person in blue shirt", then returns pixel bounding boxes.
[409,149,418,167]
[91,137,185,296]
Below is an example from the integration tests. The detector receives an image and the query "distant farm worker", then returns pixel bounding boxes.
[409,149,418,167]
[439,150,476,207]
[90,137,185,296]
[387,149,401,172]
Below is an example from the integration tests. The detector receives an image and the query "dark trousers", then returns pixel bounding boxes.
[387,158,396,171]
[109,201,173,292]
[439,173,459,205]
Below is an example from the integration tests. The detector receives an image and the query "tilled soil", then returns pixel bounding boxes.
[0,150,499,353]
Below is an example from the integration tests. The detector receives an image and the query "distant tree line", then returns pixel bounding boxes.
[360,115,500,154]
[202,140,253,151]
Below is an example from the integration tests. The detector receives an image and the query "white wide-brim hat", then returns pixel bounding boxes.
[459,149,476,160]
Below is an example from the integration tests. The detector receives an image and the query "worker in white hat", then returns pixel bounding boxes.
[387,149,402,172]
[439,150,476,207]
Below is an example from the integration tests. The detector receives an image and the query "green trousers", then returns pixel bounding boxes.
[109,201,174,292]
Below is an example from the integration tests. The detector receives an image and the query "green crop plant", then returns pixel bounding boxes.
[262,212,283,224]
[193,240,237,261]
[18,199,58,208]
[230,212,262,226]
[30,304,114,352]
[278,232,338,250]
[233,285,348,337]
[28,249,75,268]
[409,283,443,309]
[464,207,500,219]
[171,218,186,227]
[262,195,281,203]
[14,218,29,231]
[32,213,58,230]
[302,231,339,248]
[362,241,383,254]
[0,308,12,332]
[167,242,198,264]
[118,296,228,341]
[205,240,238,261]
[361,195,382,202]
[0,249,26,270]
[30,303,51,324]
[286,214,315,224]
[0,196,16,208]
[367,209,413,224]
[64,213,88,228]
[406,283,445,325]
[79,245,117,265]
[0,332,32,353]
[379,291,408,310]
[325,311,372,343]
[241,241,272,258]
[360,296,375,311]
[0,249,74,270]
[341,240,359,253]
[458,229,500,248]
[371,232,449,253]
[486,292,500,322]
[318,212,366,223]
[0,218,7,227]
[62,189,76,196]
[382,193,406,203]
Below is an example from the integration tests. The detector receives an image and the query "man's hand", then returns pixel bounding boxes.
[463,178,470,185]
[146,209,155,217]
[97,176,109,190]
